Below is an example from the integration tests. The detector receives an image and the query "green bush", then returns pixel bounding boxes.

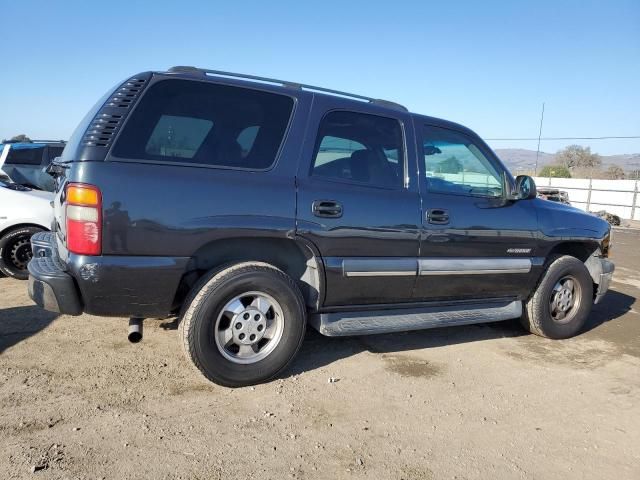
[539,165,571,178]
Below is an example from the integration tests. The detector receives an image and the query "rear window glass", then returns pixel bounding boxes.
[5,145,45,165]
[113,80,294,170]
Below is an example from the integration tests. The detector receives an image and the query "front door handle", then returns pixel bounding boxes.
[312,200,343,218]
[427,208,449,225]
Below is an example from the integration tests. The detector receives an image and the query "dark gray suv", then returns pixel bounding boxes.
[28,66,614,387]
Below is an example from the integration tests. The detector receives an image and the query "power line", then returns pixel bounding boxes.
[486,135,640,141]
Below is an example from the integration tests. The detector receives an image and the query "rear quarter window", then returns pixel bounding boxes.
[112,79,294,170]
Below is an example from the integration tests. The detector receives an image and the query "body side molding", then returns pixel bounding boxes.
[419,258,538,275]
[325,257,543,277]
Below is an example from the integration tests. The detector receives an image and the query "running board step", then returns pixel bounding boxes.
[310,300,522,337]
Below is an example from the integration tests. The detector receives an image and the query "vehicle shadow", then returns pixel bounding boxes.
[582,289,636,334]
[0,305,58,354]
[285,288,635,378]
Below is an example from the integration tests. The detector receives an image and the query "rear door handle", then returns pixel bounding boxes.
[312,200,343,218]
[427,208,449,225]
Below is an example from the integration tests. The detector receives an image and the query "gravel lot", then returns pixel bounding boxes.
[1,229,639,479]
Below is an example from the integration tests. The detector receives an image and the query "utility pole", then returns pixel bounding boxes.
[534,102,545,176]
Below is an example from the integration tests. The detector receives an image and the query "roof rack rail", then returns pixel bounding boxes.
[168,66,408,112]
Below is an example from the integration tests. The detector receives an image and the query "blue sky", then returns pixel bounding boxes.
[1,0,638,156]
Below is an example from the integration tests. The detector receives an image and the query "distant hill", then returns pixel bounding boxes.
[494,148,640,173]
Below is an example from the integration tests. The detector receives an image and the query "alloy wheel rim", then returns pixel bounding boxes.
[549,275,581,324]
[214,291,284,364]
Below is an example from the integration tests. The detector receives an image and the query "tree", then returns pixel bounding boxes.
[539,164,571,178]
[604,164,625,180]
[9,134,31,142]
[555,145,601,171]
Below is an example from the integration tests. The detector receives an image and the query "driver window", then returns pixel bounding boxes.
[422,126,503,197]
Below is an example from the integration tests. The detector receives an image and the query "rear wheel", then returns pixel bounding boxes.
[0,226,44,280]
[520,255,593,339]
[180,262,306,387]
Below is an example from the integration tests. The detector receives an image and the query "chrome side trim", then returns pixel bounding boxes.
[336,257,536,277]
[419,258,532,276]
[342,258,416,277]
[346,271,416,277]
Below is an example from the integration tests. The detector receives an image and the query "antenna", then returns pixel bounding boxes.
[534,102,545,176]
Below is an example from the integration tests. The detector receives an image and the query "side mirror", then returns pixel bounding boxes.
[514,175,537,200]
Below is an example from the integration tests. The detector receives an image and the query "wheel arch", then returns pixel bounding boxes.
[546,240,603,285]
[0,222,48,239]
[173,236,324,312]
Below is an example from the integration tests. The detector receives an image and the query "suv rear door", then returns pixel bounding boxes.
[296,96,421,307]
[414,121,540,301]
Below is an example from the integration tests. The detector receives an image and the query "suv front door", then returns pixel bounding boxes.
[414,122,540,302]
[296,97,421,307]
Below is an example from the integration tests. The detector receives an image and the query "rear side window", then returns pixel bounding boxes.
[237,126,260,158]
[5,145,45,165]
[312,111,404,188]
[113,80,294,169]
[145,115,213,159]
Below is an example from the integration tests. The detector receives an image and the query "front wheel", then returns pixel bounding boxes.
[0,226,44,280]
[180,262,307,387]
[520,255,594,339]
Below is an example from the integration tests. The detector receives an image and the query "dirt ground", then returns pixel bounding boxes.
[1,229,639,480]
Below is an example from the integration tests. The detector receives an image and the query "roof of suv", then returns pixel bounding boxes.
[157,66,474,137]
[163,65,410,112]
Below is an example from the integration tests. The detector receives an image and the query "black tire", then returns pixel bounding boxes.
[520,255,593,339]
[0,226,44,280]
[180,262,307,387]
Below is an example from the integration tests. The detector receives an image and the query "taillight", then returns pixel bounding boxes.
[66,183,102,255]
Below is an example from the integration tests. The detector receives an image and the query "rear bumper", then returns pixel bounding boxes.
[28,233,190,318]
[594,258,615,304]
[28,247,82,315]
[31,231,56,258]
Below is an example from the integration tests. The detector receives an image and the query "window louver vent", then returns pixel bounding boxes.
[106,78,147,108]
[81,77,148,148]
[82,113,124,147]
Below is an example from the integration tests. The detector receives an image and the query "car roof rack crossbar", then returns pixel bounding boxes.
[168,66,408,112]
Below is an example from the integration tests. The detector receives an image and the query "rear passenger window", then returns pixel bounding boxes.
[312,111,404,188]
[113,80,294,169]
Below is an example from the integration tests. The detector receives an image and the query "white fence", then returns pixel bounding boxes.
[534,177,640,220]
